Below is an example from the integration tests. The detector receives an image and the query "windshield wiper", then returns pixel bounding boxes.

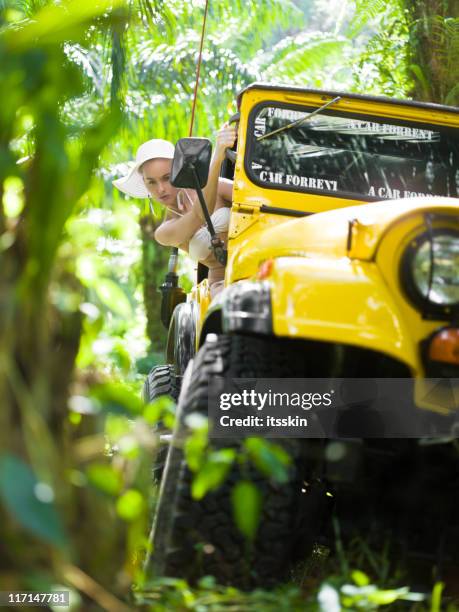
[257,96,341,141]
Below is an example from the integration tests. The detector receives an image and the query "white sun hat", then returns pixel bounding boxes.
[112,139,175,198]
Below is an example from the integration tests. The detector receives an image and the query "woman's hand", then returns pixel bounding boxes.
[215,122,237,161]
[177,189,195,214]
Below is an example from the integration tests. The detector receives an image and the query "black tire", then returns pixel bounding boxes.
[142,364,180,404]
[147,334,327,588]
[142,365,181,482]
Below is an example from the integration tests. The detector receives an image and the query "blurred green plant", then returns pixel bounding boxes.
[134,569,437,611]
[0,0,168,607]
[183,411,293,541]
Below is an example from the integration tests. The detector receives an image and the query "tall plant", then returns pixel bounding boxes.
[0,1,155,606]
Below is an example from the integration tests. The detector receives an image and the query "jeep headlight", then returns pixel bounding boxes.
[222,281,272,334]
[401,228,459,316]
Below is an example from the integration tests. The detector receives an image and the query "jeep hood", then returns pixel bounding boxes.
[230,197,458,270]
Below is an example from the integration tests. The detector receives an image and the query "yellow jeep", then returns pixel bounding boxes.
[144,83,459,587]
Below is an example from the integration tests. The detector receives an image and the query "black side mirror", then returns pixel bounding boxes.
[171,137,212,189]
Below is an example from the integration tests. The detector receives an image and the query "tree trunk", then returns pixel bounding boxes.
[140,215,169,353]
[405,0,459,105]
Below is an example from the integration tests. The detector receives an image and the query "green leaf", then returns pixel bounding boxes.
[90,382,144,415]
[430,582,444,612]
[244,438,291,483]
[4,0,127,50]
[109,340,132,373]
[409,63,431,99]
[0,454,67,550]
[143,396,175,426]
[231,481,262,541]
[2,176,25,217]
[116,489,145,521]
[197,575,216,589]
[261,33,347,81]
[444,83,459,106]
[86,463,122,496]
[76,254,101,284]
[367,587,410,605]
[184,427,209,472]
[352,569,370,586]
[94,278,132,318]
[349,0,389,36]
[191,449,236,500]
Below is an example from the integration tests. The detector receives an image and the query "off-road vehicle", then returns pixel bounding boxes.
[144,83,459,588]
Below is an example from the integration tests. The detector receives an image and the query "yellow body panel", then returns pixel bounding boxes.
[189,279,211,350]
[224,197,458,382]
[197,85,459,411]
[230,88,459,221]
[269,256,418,371]
[227,198,458,281]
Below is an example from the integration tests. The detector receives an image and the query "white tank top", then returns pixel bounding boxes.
[188,207,230,262]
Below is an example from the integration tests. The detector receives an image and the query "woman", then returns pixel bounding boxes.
[113,124,236,296]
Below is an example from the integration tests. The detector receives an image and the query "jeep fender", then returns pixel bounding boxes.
[269,256,419,373]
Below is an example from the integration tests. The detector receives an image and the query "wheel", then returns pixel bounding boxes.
[146,334,329,588]
[142,364,180,404]
[142,365,181,481]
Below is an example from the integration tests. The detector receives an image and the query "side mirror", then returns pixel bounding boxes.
[171,137,212,189]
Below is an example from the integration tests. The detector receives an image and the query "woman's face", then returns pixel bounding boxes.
[141,158,178,207]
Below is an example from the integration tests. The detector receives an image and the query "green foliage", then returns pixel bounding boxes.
[430,582,444,612]
[408,14,459,105]
[136,578,306,610]
[143,394,175,427]
[0,2,166,602]
[256,31,348,85]
[136,571,431,611]
[0,454,68,550]
[350,0,413,97]
[191,449,236,500]
[339,582,424,608]
[86,463,123,496]
[350,0,459,104]
[184,417,209,472]
[116,489,145,521]
[94,278,132,318]
[350,0,391,36]
[243,437,292,483]
[231,480,262,541]
[90,381,144,415]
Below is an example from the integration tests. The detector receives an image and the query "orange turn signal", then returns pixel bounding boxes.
[257,259,274,280]
[428,328,459,365]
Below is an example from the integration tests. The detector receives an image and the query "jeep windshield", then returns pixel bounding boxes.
[247,103,459,201]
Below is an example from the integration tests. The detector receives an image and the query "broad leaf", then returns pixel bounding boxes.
[0,455,67,550]
[231,480,262,541]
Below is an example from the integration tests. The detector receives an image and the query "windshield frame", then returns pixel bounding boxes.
[244,100,459,203]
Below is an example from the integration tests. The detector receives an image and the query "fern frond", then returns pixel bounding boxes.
[256,32,347,81]
[350,0,398,35]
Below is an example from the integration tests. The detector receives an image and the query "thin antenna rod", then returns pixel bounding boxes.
[189,0,210,137]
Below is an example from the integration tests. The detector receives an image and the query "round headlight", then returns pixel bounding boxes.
[401,228,459,317]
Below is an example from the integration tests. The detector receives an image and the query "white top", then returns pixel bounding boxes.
[188,207,231,262]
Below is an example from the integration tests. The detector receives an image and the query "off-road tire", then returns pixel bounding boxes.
[147,334,323,588]
[142,364,180,404]
[142,365,181,482]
